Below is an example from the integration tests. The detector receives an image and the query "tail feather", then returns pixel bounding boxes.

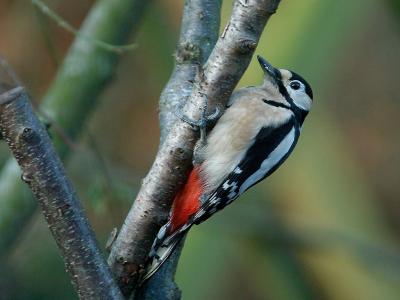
[140,167,203,284]
[140,225,186,285]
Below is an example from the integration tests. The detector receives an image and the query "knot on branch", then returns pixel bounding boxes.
[175,42,202,64]
[117,258,145,288]
[18,127,40,145]
[236,39,257,54]
[21,172,34,184]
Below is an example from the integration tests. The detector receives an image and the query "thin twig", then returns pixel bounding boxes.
[108,0,281,297]
[31,0,137,54]
[87,131,115,195]
[33,3,60,68]
[0,87,123,299]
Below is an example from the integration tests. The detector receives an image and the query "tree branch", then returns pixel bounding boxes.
[108,0,281,297]
[108,0,222,296]
[0,87,123,299]
[136,0,223,298]
[158,0,222,141]
[0,0,150,258]
[135,239,184,300]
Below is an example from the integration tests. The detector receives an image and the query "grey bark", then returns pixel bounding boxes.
[109,0,222,296]
[159,0,222,141]
[0,87,123,299]
[108,0,281,298]
[137,0,223,297]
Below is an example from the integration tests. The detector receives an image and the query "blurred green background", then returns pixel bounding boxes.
[1,0,400,299]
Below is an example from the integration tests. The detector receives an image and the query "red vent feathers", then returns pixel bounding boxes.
[170,168,202,232]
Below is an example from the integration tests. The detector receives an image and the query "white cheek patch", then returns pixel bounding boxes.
[289,89,311,111]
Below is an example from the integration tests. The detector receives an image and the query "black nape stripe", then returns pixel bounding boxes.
[289,71,313,100]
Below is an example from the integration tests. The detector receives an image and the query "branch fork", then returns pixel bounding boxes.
[108,0,282,298]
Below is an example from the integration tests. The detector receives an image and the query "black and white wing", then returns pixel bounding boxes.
[193,116,300,225]
[141,116,300,284]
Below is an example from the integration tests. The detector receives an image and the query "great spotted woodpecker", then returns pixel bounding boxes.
[142,56,314,282]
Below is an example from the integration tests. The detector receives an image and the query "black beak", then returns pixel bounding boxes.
[257,55,280,84]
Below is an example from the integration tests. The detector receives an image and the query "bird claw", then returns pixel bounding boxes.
[176,96,223,166]
[206,106,221,122]
[176,96,222,137]
[176,105,221,129]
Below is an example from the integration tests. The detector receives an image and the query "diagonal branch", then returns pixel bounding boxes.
[137,1,223,298]
[0,87,123,299]
[0,0,151,258]
[108,0,222,295]
[108,0,281,297]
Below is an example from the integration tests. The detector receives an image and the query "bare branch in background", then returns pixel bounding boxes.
[0,87,123,299]
[32,0,137,54]
[0,0,151,259]
[0,58,23,88]
[108,0,281,297]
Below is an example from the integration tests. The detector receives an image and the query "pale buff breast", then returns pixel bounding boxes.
[200,92,293,194]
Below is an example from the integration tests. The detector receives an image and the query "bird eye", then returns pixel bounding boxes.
[290,81,301,90]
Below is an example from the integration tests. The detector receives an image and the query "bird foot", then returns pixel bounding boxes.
[176,104,221,130]
[176,97,222,166]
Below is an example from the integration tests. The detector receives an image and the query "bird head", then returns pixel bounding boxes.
[257,55,313,112]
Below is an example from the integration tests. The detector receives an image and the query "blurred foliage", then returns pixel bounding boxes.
[387,0,400,18]
[0,0,399,299]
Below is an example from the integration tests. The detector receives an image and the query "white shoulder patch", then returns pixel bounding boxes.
[238,127,296,194]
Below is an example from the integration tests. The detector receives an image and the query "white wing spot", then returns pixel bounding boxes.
[222,181,230,190]
[233,167,243,174]
[223,180,238,191]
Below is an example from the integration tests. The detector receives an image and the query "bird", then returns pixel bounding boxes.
[142,55,314,282]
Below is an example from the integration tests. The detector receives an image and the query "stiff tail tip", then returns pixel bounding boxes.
[139,239,179,284]
[139,167,202,284]
[139,231,186,285]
